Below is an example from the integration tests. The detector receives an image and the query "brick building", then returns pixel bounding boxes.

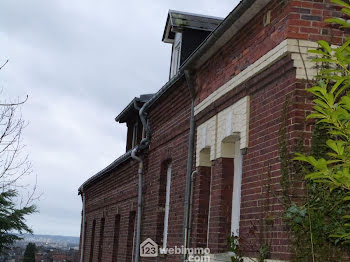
[78,1,346,261]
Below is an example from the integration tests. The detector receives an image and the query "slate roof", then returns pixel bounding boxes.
[162,10,223,43]
[115,94,154,123]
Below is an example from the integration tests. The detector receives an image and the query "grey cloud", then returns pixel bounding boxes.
[0,0,236,236]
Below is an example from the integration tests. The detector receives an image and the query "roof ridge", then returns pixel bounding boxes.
[168,9,224,21]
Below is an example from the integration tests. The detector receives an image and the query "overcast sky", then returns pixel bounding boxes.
[0,0,239,237]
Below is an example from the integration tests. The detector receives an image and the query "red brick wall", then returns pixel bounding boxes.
[190,166,211,249]
[208,158,234,254]
[190,2,343,255]
[194,0,344,106]
[80,79,192,262]
[79,0,343,261]
[141,79,192,262]
[78,59,311,262]
[81,159,141,262]
[287,0,345,44]
[241,65,310,260]
[195,53,312,260]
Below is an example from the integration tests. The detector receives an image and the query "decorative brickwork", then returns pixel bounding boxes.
[196,96,250,166]
[194,0,344,107]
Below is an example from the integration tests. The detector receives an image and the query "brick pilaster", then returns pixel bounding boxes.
[208,158,234,253]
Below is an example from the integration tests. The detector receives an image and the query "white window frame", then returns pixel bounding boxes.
[173,41,181,71]
[162,163,172,250]
[131,122,138,148]
[231,140,243,236]
[170,33,182,78]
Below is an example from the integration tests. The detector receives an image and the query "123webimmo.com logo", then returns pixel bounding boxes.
[140,238,158,257]
[140,238,211,261]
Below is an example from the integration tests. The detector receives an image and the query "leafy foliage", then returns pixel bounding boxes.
[282,115,350,260]
[0,190,36,254]
[294,0,350,243]
[0,58,38,254]
[23,242,36,262]
[227,235,244,262]
[325,0,350,27]
[257,243,270,262]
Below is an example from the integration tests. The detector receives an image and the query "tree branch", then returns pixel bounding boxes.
[0,60,9,71]
[0,95,29,106]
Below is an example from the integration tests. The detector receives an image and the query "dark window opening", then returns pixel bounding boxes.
[126,211,136,261]
[82,222,87,257]
[156,161,172,247]
[112,214,121,261]
[126,119,143,152]
[97,217,105,262]
[89,220,96,262]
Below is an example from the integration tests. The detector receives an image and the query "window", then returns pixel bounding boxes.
[112,215,121,261]
[97,218,105,262]
[173,42,181,73]
[127,120,141,151]
[89,220,96,262]
[170,33,182,78]
[162,163,172,251]
[126,211,136,261]
[132,122,138,148]
[81,222,87,259]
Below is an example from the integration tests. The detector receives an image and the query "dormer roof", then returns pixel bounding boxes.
[162,10,223,43]
[115,94,154,123]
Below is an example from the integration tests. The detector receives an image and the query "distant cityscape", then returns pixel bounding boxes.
[0,234,80,262]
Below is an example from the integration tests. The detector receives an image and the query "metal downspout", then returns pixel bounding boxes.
[80,189,86,262]
[183,70,196,261]
[131,149,143,262]
[188,170,197,248]
[132,99,151,262]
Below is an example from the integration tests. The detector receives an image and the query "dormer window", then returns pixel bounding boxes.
[115,95,153,152]
[131,121,139,148]
[162,10,223,80]
[170,34,182,78]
